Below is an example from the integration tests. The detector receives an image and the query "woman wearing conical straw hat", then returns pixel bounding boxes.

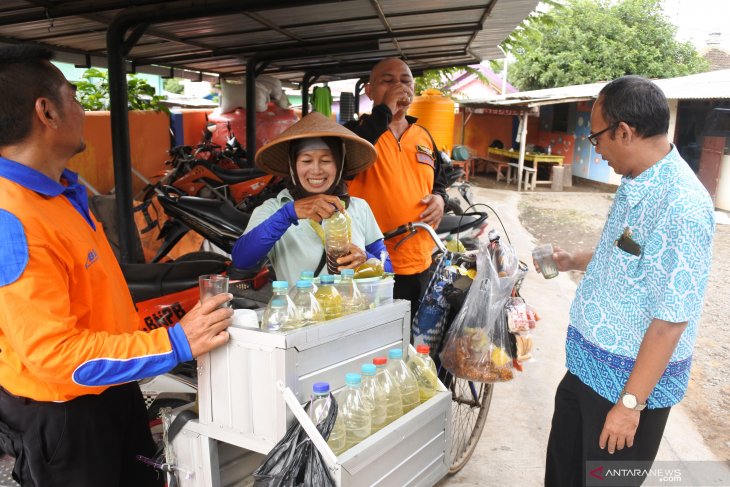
[231,112,392,285]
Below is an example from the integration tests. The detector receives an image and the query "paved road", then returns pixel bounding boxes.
[439,186,730,486]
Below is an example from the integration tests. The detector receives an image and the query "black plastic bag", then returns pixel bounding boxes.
[253,397,337,487]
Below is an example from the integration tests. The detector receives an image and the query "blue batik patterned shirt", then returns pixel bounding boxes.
[566,146,715,408]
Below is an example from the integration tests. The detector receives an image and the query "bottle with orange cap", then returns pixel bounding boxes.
[407,345,440,403]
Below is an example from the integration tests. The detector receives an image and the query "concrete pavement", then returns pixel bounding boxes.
[438,186,728,486]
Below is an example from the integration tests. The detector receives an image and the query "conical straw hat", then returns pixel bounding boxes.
[254,112,377,178]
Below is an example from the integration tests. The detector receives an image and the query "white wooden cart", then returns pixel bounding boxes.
[167,301,452,486]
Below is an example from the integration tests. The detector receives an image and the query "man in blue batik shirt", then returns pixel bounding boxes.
[543,76,715,487]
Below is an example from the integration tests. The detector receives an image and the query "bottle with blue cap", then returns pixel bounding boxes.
[336,268,365,313]
[299,270,318,293]
[360,363,387,434]
[291,280,324,325]
[340,373,371,449]
[309,382,346,456]
[387,348,420,413]
[261,280,300,331]
[314,274,343,320]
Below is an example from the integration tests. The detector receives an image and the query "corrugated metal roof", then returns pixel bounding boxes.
[0,0,539,83]
[461,69,730,108]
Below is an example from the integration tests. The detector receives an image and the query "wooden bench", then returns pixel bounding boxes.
[474,157,510,182]
[506,163,537,190]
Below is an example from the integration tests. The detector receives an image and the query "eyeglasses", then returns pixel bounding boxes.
[587,123,617,146]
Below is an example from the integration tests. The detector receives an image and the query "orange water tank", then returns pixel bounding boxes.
[406,89,455,153]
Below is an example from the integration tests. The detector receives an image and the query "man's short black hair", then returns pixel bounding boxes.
[598,75,669,138]
[0,44,65,147]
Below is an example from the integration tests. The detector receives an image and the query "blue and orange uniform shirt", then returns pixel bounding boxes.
[0,157,192,402]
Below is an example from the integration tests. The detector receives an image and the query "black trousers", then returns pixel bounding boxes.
[394,270,429,320]
[545,372,671,487]
[0,382,163,487]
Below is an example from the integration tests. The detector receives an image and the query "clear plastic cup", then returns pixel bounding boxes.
[532,244,559,279]
[199,274,229,303]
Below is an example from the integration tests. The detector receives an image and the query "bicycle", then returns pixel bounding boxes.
[384,219,522,474]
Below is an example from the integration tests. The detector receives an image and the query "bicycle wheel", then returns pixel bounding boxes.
[445,373,494,474]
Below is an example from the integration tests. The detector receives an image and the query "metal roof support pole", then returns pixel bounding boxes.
[354,77,367,117]
[246,57,258,161]
[517,111,528,191]
[301,73,319,117]
[107,20,147,263]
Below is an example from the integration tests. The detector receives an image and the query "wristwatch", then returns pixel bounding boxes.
[619,389,647,411]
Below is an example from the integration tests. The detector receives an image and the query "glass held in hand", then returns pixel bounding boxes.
[199,274,229,304]
[532,244,559,279]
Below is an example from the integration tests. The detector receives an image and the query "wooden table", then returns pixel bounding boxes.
[487,147,565,189]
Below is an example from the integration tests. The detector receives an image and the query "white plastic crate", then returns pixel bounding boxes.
[197,301,411,454]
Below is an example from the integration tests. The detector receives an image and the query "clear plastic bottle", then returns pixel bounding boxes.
[360,363,387,434]
[387,348,420,414]
[309,382,346,456]
[292,280,324,325]
[314,274,343,320]
[323,209,351,274]
[261,281,299,331]
[300,270,318,293]
[372,356,403,425]
[336,268,364,313]
[340,373,371,450]
[407,344,440,403]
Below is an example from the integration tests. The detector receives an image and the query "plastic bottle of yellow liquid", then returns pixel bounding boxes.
[309,382,346,456]
[445,234,466,253]
[407,344,440,403]
[336,268,365,313]
[360,364,387,434]
[292,280,324,325]
[323,209,351,274]
[340,373,371,450]
[372,357,403,425]
[387,348,420,414]
[314,274,343,320]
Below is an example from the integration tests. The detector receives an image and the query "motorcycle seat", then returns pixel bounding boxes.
[123,259,229,303]
[436,212,488,235]
[158,194,250,236]
[209,165,267,184]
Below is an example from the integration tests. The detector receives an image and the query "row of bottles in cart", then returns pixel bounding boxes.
[309,345,440,456]
[262,269,367,330]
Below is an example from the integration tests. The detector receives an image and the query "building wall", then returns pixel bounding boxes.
[454,111,519,157]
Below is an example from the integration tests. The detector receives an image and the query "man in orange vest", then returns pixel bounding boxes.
[346,58,448,317]
[0,44,232,487]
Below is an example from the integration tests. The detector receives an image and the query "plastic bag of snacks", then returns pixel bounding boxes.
[439,237,525,383]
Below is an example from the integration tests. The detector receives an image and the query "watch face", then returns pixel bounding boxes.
[622,394,638,409]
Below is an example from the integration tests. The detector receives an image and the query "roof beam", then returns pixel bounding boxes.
[132,24,478,66]
[0,0,172,27]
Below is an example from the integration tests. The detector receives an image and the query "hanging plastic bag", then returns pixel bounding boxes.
[253,398,337,487]
[439,239,525,383]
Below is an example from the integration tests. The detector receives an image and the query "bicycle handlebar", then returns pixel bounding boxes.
[383,221,448,254]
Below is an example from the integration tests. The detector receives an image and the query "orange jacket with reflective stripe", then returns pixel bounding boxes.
[0,162,184,402]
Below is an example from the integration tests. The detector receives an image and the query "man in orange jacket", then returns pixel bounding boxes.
[0,45,232,487]
[346,58,448,316]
